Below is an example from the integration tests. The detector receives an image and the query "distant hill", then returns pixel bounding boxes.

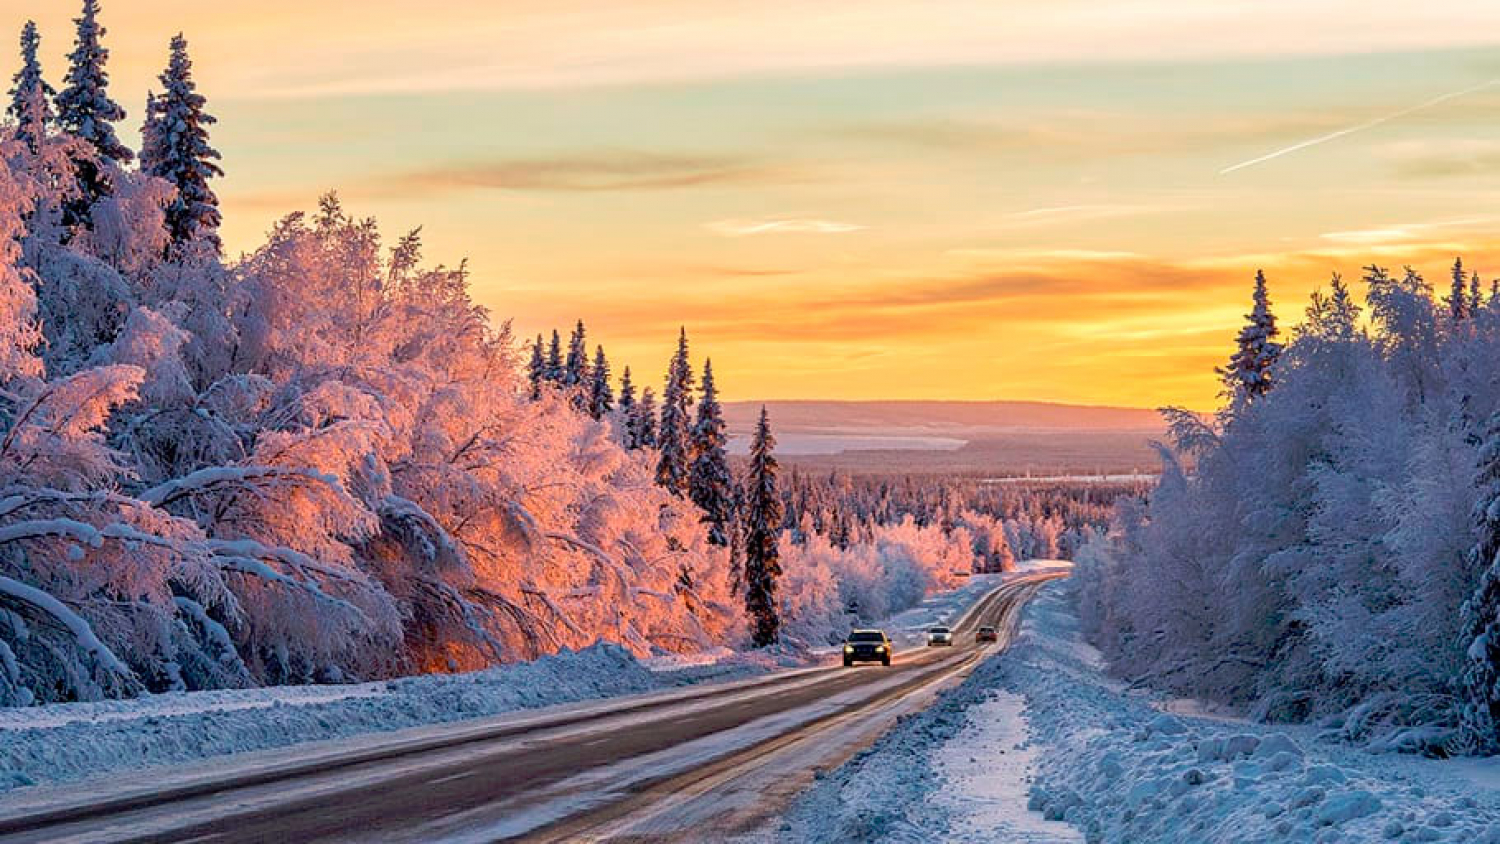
[721,400,1170,476]
[721,400,1165,433]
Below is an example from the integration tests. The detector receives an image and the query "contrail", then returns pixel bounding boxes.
[1219,78,1500,175]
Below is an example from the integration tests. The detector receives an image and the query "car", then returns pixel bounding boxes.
[927,626,954,647]
[976,625,998,643]
[843,629,893,666]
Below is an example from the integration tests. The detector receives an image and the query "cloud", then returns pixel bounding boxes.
[704,218,866,236]
[1318,216,1500,247]
[1381,138,1500,179]
[384,151,808,195]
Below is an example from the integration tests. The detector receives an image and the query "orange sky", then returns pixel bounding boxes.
[9,2,1500,407]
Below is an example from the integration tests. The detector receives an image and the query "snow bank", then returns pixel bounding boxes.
[1013,586,1500,843]
[0,642,662,792]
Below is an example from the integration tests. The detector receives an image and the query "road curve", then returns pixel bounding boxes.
[0,573,1062,844]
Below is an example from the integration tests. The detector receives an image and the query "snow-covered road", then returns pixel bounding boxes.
[0,573,1062,843]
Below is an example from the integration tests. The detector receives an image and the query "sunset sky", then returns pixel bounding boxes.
[11,1,1500,407]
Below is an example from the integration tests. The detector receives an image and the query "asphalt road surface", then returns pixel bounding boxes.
[0,573,1062,844]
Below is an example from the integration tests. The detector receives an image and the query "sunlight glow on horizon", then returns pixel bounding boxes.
[6,1,1500,408]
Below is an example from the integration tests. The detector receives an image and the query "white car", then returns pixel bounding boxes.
[927,626,954,647]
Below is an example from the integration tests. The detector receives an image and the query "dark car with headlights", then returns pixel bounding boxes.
[976,625,998,643]
[843,629,893,666]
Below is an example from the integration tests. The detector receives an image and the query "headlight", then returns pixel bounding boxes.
[875,645,885,652]
[843,645,853,652]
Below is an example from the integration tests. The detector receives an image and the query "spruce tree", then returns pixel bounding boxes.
[617,366,637,446]
[563,320,589,387]
[1448,257,1470,325]
[655,328,694,495]
[140,34,222,255]
[527,334,546,399]
[689,359,734,545]
[1471,271,1484,318]
[588,345,613,420]
[633,387,658,448]
[7,21,54,153]
[1460,412,1500,752]
[545,329,564,382]
[56,0,130,214]
[743,406,784,647]
[1219,270,1282,404]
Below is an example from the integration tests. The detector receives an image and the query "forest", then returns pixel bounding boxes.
[1076,266,1500,755]
[0,4,1126,706]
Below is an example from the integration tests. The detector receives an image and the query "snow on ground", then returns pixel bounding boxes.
[783,580,1500,844]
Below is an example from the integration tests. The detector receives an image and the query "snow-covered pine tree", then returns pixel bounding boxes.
[563,320,588,387]
[743,406,784,646]
[1472,271,1484,319]
[139,34,223,256]
[545,329,563,382]
[617,365,637,446]
[1447,257,1470,325]
[633,386,658,449]
[55,0,131,217]
[1218,269,1282,405]
[1460,412,1500,752]
[588,345,613,420]
[7,21,54,153]
[655,328,693,495]
[527,334,546,399]
[689,359,734,545]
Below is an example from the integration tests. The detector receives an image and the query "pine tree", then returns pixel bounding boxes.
[1219,270,1282,404]
[139,34,223,255]
[588,345,613,420]
[545,329,564,382]
[633,387,658,448]
[7,21,54,153]
[689,359,734,545]
[617,366,637,446]
[1460,412,1500,753]
[743,406,784,647]
[1447,257,1470,325]
[56,0,131,214]
[655,328,694,495]
[527,334,546,399]
[1471,271,1484,318]
[563,320,589,387]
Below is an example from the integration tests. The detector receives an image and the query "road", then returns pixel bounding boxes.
[0,573,1061,844]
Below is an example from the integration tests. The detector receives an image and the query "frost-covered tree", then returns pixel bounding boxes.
[55,0,131,218]
[689,359,734,546]
[1219,270,1282,406]
[1447,257,1470,325]
[7,21,54,153]
[527,334,545,399]
[1461,413,1500,752]
[743,406,783,646]
[139,34,222,256]
[544,329,563,383]
[587,345,612,420]
[616,366,637,445]
[563,320,588,387]
[656,328,693,495]
[632,386,658,450]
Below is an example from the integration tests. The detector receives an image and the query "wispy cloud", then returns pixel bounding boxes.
[1219,78,1500,175]
[704,218,865,236]
[387,151,806,195]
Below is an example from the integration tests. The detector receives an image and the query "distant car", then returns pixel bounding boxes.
[976,625,998,643]
[927,626,954,647]
[843,629,893,666]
